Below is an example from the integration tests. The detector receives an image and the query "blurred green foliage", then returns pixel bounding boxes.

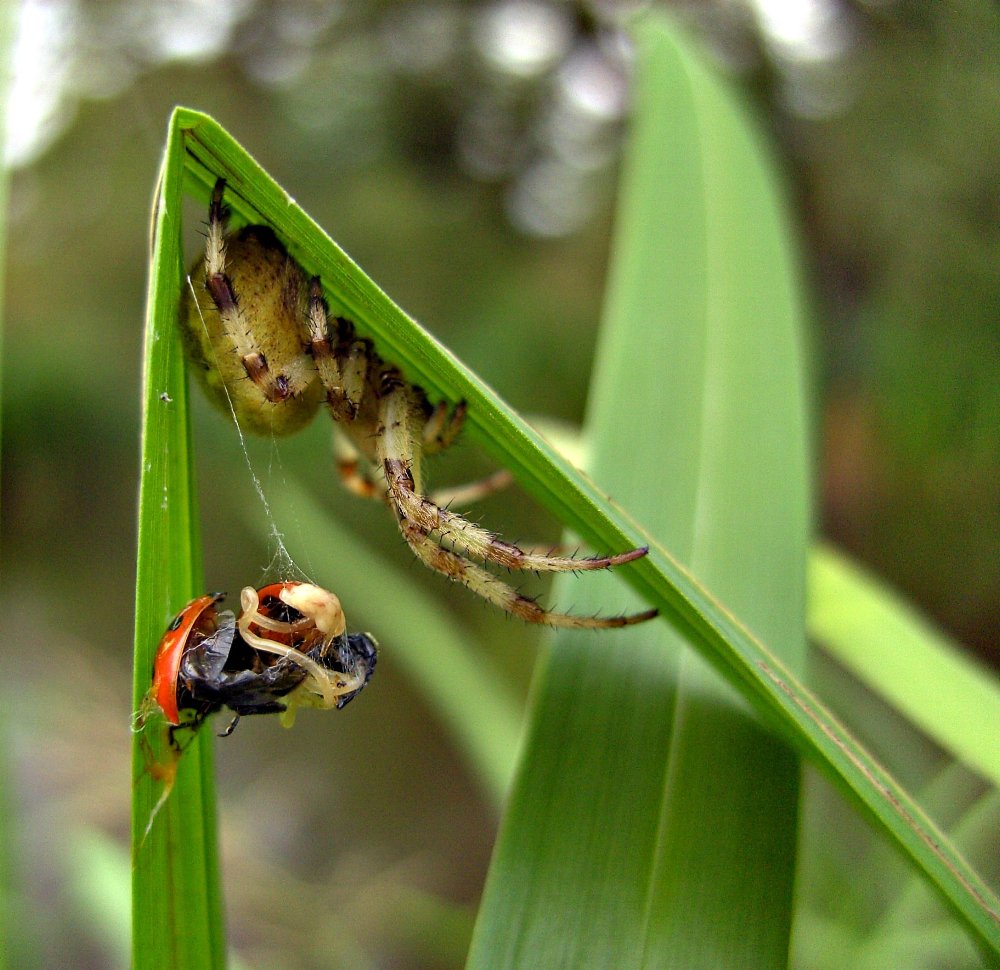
[2,1,997,966]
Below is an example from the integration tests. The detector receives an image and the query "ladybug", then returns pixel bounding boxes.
[148,582,378,737]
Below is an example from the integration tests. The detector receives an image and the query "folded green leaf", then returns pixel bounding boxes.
[132,80,999,963]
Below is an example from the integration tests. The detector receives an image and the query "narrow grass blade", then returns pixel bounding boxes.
[867,772,1000,968]
[164,94,1000,953]
[130,116,225,969]
[469,13,807,966]
[810,544,1000,788]
[797,760,1000,969]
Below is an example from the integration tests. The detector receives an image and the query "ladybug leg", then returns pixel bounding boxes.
[219,696,297,733]
[234,699,296,716]
[167,717,204,751]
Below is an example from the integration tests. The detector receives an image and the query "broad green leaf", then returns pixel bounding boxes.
[469,15,806,966]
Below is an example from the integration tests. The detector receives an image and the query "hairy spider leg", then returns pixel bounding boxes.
[334,430,385,499]
[335,429,514,508]
[306,275,517,508]
[306,278,354,423]
[307,276,376,424]
[376,374,650,573]
[429,469,515,508]
[395,519,655,628]
[417,395,514,502]
[418,397,517,503]
[374,372,656,627]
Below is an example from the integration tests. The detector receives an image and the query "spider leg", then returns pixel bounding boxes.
[307,278,380,433]
[336,439,511,508]
[341,338,373,418]
[376,376,650,574]
[307,278,357,423]
[202,179,314,403]
[429,469,514,508]
[334,430,386,500]
[335,429,510,507]
[397,515,656,628]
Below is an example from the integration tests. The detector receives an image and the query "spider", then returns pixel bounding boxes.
[181,179,657,630]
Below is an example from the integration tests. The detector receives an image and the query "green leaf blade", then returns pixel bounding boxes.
[469,14,808,967]
[130,110,225,970]
[632,20,811,959]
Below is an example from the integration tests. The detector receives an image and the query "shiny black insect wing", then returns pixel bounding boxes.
[178,611,310,722]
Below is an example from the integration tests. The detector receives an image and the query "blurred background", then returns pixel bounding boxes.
[1,0,997,967]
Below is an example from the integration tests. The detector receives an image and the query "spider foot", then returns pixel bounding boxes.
[400,519,657,629]
[211,174,228,210]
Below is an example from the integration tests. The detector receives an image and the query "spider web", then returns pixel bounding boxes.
[185,275,312,586]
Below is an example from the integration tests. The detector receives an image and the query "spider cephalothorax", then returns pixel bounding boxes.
[182,179,656,629]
